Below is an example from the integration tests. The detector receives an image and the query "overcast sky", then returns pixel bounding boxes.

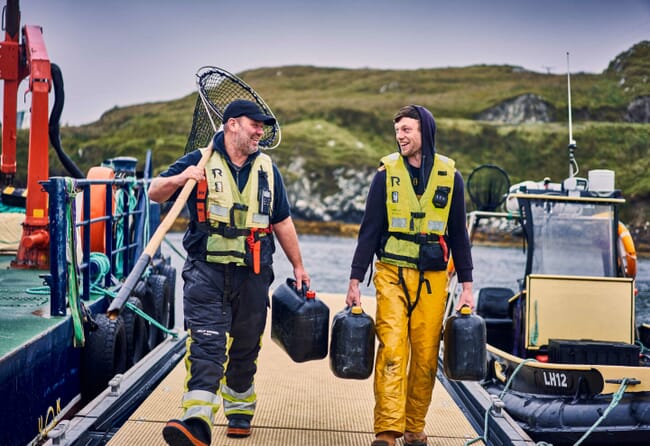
[9,0,650,125]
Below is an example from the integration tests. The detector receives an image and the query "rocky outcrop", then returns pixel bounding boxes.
[476,93,555,124]
[607,41,650,102]
[625,96,650,123]
[285,163,374,223]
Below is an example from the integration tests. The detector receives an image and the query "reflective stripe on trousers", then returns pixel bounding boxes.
[222,382,257,418]
[182,388,220,426]
[372,261,448,434]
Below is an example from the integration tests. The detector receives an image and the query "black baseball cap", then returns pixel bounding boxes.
[222,99,276,126]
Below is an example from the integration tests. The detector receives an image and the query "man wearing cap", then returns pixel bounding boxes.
[150,99,310,446]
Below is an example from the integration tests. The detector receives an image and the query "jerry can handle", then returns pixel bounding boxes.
[457,304,473,316]
[285,277,310,298]
[345,305,364,315]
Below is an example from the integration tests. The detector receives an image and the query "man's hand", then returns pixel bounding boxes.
[149,165,205,203]
[293,266,310,290]
[455,282,474,311]
[346,279,361,307]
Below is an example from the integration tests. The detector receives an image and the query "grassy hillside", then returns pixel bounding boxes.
[9,42,650,230]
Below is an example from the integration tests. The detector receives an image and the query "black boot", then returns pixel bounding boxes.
[226,416,252,438]
[162,417,211,446]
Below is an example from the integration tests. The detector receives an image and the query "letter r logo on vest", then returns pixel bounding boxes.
[211,167,223,178]
[390,176,400,187]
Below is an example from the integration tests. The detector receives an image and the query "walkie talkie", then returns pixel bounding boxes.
[258,168,271,215]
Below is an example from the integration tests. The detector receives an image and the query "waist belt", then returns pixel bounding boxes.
[389,232,440,244]
[209,224,273,239]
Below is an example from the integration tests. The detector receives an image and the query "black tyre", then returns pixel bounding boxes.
[160,263,177,329]
[143,274,171,349]
[80,313,127,402]
[132,279,147,299]
[122,296,149,366]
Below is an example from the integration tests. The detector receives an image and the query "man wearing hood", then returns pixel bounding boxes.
[346,105,474,446]
[149,99,310,446]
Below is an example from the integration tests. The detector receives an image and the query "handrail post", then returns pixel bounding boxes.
[82,183,91,300]
[43,177,68,316]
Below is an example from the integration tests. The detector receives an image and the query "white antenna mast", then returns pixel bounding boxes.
[567,52,578,178]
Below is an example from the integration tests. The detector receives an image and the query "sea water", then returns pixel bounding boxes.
[271,234,650,326]
[164,233,650,326]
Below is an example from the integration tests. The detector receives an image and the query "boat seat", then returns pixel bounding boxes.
[477,287,515,353]
[477,287,513,318]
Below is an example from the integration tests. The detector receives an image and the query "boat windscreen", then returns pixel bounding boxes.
[529,200,617,277]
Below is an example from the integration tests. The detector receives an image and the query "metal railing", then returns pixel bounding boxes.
[42,175,158,316]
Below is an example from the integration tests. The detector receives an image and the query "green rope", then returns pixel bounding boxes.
[142,179,151,246]
[88,252,113,295]
[465,356,632,446]
[464,358,539,446]
[88,252,177,339]
[65,178,85,347]
[0,202,26,213]
[530,300,539,346]
[92,285,177,338]
[163,235,187,261]
[125,298,177,339]
[114,183,138,279]
[572,378,630,446]
[25,286,51,295]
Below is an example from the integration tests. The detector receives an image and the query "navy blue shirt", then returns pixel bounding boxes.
[159,131,292,260]
[350,105,473,284]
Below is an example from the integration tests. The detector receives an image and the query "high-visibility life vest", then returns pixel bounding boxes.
[379,152,455,270]
[204,151,274,266]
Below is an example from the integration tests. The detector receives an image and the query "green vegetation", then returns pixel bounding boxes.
[8,42,650,226]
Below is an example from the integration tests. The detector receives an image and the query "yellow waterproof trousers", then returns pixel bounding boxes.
[372,261,448,434]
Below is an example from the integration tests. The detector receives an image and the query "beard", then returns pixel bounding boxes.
[234,132,260,156]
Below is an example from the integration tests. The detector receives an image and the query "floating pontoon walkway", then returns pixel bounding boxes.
[107,294,531,446]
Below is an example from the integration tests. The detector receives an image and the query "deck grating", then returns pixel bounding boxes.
[109,294,482,446]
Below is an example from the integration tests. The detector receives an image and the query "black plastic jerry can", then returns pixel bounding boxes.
[443,306,487,381]
[271,278,329,363]
[329,306,375,379]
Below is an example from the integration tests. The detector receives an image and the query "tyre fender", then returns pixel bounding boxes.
[80,313,127,402]
[160,263,177,329]
[143,274,172,348]
[122,296,150,366]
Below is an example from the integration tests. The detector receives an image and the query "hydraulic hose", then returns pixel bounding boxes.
[49,63,84,179]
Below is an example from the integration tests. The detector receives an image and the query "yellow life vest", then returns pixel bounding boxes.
[205,151,274,265]
[380,152,455,270]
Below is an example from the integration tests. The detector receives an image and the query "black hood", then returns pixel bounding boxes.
[396,104,437,189]
[414,104,437,160]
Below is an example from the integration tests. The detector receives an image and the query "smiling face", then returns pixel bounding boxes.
[394,116,422,160]
[225,115,266,162]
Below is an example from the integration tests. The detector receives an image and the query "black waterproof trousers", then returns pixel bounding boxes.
[179,259,272,425]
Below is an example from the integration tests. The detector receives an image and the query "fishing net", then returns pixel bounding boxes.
[466,164,510,212]
[184,66,281,153]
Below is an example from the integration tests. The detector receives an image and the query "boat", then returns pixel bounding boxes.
[0,2,180,445]
[445,67,649,444]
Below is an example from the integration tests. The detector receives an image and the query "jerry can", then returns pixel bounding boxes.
[443,306,487,381]
[329,306,375,379]
[271,278,329,363]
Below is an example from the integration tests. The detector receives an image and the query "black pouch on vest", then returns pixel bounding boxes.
[418,243,448,271]
[243,233,276,268]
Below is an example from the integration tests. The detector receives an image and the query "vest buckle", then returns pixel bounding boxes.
[415,233,429,244]
[223,225,239,239]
